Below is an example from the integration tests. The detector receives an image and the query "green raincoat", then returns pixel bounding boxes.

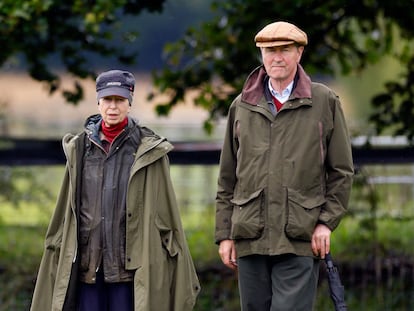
[216,65,354,258]
[31,127,200,311]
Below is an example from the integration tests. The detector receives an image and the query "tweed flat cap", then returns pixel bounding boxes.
[255,21,308,47]
[96,70,135,103]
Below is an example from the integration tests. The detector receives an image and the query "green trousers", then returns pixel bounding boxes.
[237,254,319,311]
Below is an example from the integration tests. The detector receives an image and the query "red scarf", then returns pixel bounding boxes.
[101,118,128,143]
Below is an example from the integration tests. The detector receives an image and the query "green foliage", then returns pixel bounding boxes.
[2,1,414,139]
[0,0,166,104]
[149,0,414,139]
[370,55,414,140]
[332,164,414,263]
[0,167,55,218]
[185,216,217,267]
[0,225,46,310]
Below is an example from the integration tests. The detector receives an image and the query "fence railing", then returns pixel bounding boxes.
[1,136,414,165]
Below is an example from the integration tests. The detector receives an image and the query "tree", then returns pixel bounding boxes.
[0,0,165,104]
[149,0,414,138]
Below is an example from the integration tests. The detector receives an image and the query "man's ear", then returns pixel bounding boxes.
[297,45,305,62]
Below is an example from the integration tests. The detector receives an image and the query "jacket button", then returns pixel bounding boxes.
[127,257,131,262]
[128,212,132,217]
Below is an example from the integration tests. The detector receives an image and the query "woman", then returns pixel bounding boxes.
[31,70,200,311]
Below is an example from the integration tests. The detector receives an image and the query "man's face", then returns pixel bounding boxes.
[261,44,304,84]
[98,95,130,127]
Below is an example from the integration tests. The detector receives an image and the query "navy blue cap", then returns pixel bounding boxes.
[96,70,135,103]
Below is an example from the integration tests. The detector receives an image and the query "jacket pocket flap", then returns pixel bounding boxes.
[231,189,263,206]
[288,189,326,209]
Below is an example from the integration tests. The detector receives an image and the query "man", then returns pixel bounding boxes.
[215,21,354,310]
[31,70,200,311]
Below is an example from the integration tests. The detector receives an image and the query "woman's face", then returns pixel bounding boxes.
[98,95,130,126]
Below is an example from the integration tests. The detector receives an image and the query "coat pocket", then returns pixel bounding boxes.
[285,188,325,241]
[156,217,179,258]
[230,189,264,239]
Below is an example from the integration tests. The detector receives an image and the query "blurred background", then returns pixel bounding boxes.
[1,0,414,310]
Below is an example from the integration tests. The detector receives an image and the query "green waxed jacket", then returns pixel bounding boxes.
[31,125,200,311]
[215,65,354,258]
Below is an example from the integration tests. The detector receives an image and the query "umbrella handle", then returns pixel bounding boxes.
[325,252,334,269]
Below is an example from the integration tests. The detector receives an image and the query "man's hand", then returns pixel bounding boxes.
[218,239,238,270]
[311,224,332,259]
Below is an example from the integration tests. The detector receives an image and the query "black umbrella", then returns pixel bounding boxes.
[324,253,348,311]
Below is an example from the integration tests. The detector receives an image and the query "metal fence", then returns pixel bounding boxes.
[2,136,414,166]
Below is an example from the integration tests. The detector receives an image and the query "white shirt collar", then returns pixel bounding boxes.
[268,79,293,103]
